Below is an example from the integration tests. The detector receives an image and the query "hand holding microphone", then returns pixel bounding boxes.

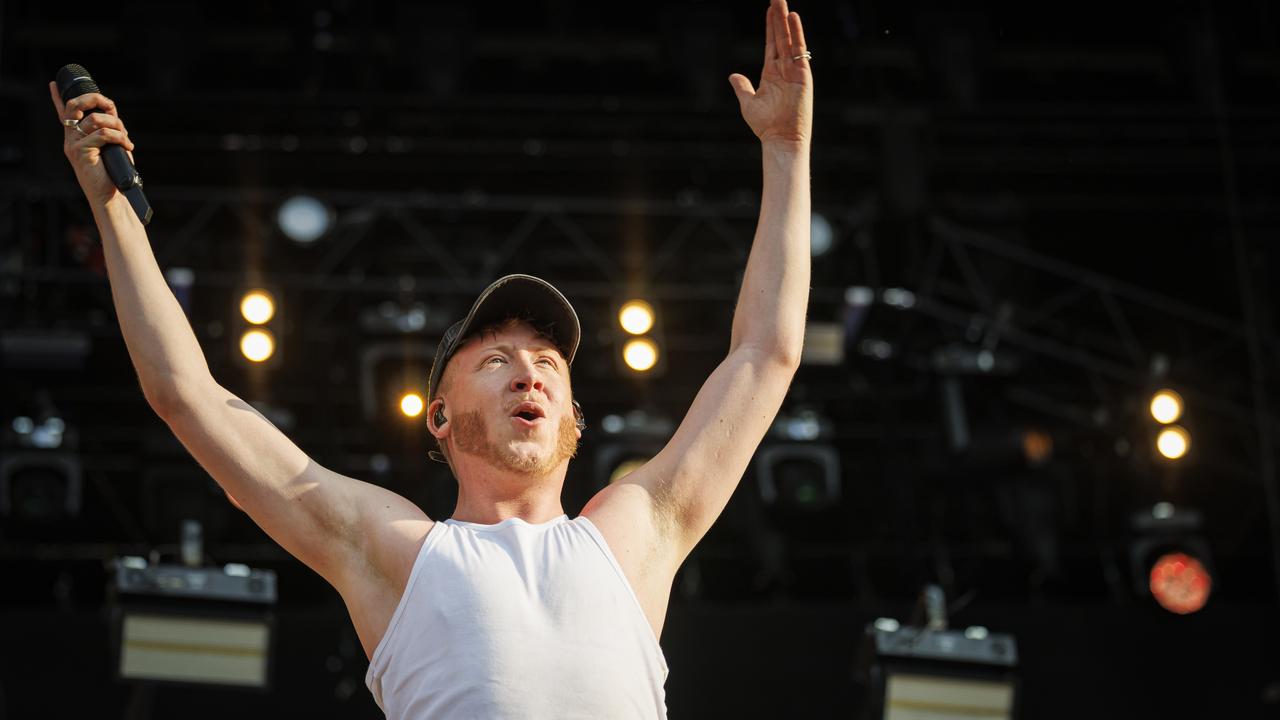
[49,64,153,224]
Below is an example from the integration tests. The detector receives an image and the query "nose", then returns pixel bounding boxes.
[509,356,544,394]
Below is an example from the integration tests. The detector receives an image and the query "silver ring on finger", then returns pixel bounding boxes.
[792,51,812,62]
[61,118,78,128]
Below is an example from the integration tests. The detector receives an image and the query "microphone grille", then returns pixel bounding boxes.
[55,64,100,102]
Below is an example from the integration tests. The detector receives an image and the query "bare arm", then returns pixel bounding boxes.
[590,0,812,561]
[49,83,208,412]
[48,82,426,588]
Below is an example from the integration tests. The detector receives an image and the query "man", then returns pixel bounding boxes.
[51,0,812,716]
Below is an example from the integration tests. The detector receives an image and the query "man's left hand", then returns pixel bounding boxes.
[728,0,814,150]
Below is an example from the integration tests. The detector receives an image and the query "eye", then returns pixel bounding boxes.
[538,358,556,367]
[486,356,506,365]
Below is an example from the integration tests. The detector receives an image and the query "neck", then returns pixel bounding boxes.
[449,461,568,525]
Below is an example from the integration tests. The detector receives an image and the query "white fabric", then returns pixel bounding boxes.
[365,513,669,719]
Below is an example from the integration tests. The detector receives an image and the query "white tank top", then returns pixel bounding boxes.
[364,513,669,719]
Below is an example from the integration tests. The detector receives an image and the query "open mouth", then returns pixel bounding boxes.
[510,402,546,425]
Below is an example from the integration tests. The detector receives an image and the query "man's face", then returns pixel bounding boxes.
[437,321,580,477]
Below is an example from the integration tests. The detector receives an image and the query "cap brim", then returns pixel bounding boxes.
[428,274,580,401]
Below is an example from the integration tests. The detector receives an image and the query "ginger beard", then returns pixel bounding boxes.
[450,407,579,478]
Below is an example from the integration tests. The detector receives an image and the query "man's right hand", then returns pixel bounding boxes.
[48,81,136,207]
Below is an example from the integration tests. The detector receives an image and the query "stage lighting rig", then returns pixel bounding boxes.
[757,408,840,514]
[1129,502,1213,614]
[614,297,665,377]
[358,342,434,423]
[234,285,283,367]
[592,409,674,491]
[856,585,1020,720]
[108,519,278,691]
[2,402,82,540]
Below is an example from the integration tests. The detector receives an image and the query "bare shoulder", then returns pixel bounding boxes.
[580,469,682,639]
[334,486,436,661]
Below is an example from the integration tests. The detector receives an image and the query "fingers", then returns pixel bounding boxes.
[728,73,756,101]
[774,0,793,57]
[47,81,66,118]
[70,113,135,151]
[76,111,129,139]
[54,89,135,153]
[789,11,807,56]
[63,92,118,122]
[764,4,776,62]
[78,127,134,152]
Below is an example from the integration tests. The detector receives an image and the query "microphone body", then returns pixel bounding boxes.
[55,64,153,225]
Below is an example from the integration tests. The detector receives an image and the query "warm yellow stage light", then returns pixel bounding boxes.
[609,458,650,484]
[1156,426,1190,460]
[1150,390,1183,424]
[623,338,658,372]
[240,290,276,325]
[240,329,275,363]
[618,300,655,335]
[400,392,425,418]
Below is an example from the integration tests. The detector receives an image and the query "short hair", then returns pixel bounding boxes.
[433,314,566,468]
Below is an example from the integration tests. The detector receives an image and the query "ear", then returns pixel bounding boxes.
[572,398,585,440]
[427,398,449,439]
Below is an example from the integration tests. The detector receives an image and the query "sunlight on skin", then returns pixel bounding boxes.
[431,321,582,493]
[727,0,813,149]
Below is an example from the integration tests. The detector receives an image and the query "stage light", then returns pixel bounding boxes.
[1156,425,1190,460]
[357,342,434,422]
[755,443,840,512]
[618,300,655,335]
[882,287,916,309]
[165,267,195,317]
[856,585,1019,720]
[109,556,277,689]
[239,329,275,363]
[1129,504,1213,614]
[399,392,425,418]
[1150,390,1183,424]
[591,410,673,492]
[774,408,829,442]
[276,194,331,244]
[614,299,664,377]
[239,290,276,325]
[360,300,449,334]
[0,451,83,537]
[610,457,650,484]
[11,415,67,450]
[810,211,834,257]
[759,410,839,514]
[623,338,659,372]
[1149,551,1212,614]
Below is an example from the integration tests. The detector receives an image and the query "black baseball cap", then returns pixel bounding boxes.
[427,274,581,404]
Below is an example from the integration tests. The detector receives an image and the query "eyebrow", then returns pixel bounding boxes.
[478,344,562,358]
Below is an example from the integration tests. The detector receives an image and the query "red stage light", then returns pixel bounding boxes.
[1148,552,1212,614]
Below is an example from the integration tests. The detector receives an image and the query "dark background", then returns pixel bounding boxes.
[3,0,1280,718]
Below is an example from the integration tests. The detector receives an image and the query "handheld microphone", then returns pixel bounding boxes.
[55,64,153,225]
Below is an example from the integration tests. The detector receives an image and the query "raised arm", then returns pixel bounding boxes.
[585,0,812,564]
[48,83,427,590]
[726,0,813,360]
